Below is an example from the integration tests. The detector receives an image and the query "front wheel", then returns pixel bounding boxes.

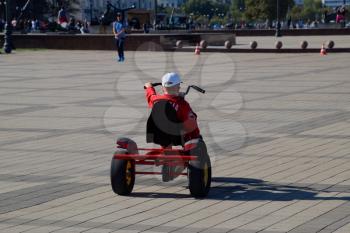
[188,141,212,198]
[111,149,135,195]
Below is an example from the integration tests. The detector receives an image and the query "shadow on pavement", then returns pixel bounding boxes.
[130,177,350,201]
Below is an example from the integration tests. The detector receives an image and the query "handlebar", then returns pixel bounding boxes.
[187,85,205,94]
[144,83,205,96]
[143,83,161,89]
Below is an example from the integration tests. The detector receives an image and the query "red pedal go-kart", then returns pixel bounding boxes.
[110,83,212,198]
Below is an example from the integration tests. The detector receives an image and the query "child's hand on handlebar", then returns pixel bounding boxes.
[144,82,153,88]
[178,92,185,98]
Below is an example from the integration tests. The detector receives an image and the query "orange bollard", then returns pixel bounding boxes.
[320,44,327,56]
[194,44,200,55]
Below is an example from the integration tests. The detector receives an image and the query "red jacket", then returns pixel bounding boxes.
[145,87,200,142]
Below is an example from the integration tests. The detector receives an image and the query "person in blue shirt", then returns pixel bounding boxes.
[113,13,126,62]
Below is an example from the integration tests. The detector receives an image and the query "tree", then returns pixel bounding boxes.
[230,0,245,23]
[182,0,228,19]
[289,5,303,21]
[50,0,80,17]
[14,0,80,20]
[244,0,294,22]
[194,15,209,27]
[13,0,48,20]
[182,0,213,17]
[289,0,324,21]
[244,0,269,21]
[301,0,323,20]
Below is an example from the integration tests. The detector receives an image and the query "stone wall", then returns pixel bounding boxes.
[1,28,349,51]
[0,33,234,51]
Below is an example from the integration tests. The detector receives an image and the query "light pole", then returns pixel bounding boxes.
[3,0,12,53]
[342,0,346,27]
[154,0,157,29]
[89,0,93,23]
[275,0,282,37]
[0,1,5,20]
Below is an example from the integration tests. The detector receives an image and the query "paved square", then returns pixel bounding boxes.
[0,50,349,233]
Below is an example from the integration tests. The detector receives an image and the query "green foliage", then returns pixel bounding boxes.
[304,0,322,9]
[289,5,303,20]
[244,0,294,21]
[194,15,209,26]
[14,0,81,19]
[182,0,212,16]
[289,0,324,20]
[210,15,226,26]
[48,0,80,17]
[158,5,183,15]
[244,0,269,21]
[16,0,49,19]
[230,0,244,21]
[182,0,229,19]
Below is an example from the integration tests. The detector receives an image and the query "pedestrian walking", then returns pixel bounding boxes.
[113,13,126,62]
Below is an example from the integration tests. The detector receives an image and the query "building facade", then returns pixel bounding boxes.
[76,0,155,21]
[322,0,350,7]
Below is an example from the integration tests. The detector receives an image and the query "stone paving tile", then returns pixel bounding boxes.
[23,225,71,233]
[1,50,350,233]
[111,230,141,233]
[0,225,36,233]
[288,202,350,233]
[333,223,350,233]
[321,216,350,233]
[262,194,346,232]
[84,228,114,233]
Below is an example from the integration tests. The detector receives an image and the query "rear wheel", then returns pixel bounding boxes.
[188,140,212,198]
[111,149,135,195]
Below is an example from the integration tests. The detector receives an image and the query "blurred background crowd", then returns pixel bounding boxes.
[0,0,349,34]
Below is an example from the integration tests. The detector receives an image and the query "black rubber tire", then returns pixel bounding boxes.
[111,149,135,196]
[188,140,212,198]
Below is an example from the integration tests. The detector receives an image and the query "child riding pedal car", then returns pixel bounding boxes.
[110,73,211,198]
[144,72,206,181]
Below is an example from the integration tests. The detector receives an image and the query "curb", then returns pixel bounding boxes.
[164,48,350,53]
